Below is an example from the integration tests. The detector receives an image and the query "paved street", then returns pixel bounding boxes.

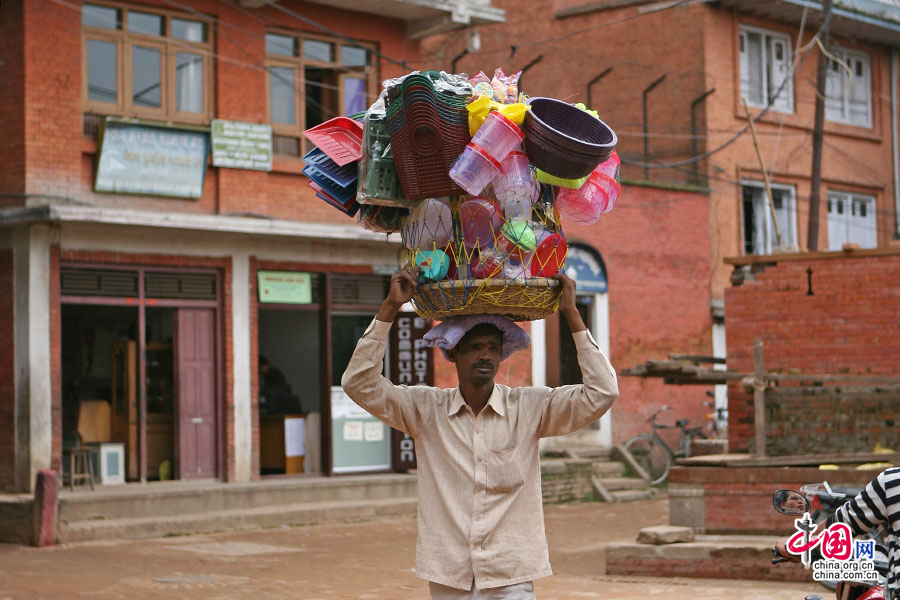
[0,498,823,599]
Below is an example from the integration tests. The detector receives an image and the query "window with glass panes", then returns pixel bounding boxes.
[741,182,797,255]
[738,26,793,113]
[825,48,872,127]
[827,191,877,249]
[82,3,212,123]
[265,32,374,156]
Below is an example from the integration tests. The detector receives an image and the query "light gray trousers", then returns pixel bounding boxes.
[429,581,535,599]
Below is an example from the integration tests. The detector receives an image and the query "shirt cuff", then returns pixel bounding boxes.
[363,317,393,340]
[573,329,601,351]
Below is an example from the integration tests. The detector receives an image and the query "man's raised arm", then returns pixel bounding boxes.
[536,273,618,438]
[340,267,426,437]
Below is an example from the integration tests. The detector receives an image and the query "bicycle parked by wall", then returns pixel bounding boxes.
[623,405,706,486]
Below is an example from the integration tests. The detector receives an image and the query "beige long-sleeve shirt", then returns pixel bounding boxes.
[340,318,619,591]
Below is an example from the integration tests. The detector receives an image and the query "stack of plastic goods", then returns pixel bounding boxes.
[356,113,408,207]
[556,151,621,225]
[296,67,624,322]
[302,115,365,215]
[383,72,471,200]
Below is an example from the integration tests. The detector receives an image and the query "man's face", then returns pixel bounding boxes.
[448,331,503,386]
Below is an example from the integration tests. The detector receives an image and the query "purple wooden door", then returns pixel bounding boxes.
[176,308,217,479]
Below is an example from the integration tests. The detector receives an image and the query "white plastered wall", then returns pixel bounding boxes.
[13,224,53,492]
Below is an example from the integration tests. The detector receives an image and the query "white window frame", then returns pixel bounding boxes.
[825,47,872,128]
[826,191,877,249]
[739,25,794,113]
[741,181,798,255]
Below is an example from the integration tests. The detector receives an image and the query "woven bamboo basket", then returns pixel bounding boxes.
[412,278,561,322]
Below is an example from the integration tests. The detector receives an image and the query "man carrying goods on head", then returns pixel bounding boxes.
[341,267,619,599]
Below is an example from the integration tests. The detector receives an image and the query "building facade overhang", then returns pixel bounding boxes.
[237,0,506,39]
[719,0,900,45]
[0,204,402,247]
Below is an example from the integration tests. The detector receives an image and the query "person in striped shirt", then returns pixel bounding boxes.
[777,467,900,599]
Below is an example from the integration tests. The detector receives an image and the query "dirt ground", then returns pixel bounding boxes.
[0,498,824,599]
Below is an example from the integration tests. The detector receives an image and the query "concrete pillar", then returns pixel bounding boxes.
[13,224,52,492]
[231,251,252,482]
[530,319,546,387]
[594,293,612,448]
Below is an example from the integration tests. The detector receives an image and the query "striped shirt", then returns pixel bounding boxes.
[827,467,900,598]
[341,318,618,590]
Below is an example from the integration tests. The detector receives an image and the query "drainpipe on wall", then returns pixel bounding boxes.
[892,47,900,239]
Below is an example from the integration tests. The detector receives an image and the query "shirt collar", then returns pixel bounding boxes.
[449,386,505,417]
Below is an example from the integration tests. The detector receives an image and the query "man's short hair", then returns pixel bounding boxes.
[457,323,503,349]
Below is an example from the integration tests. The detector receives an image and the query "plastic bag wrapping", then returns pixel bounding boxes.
[355,88,415,207]
[356,203,409,233]
[470,69,521,104]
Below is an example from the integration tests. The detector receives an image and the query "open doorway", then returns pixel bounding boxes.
[62,305,141,483]
[258,308,321,475]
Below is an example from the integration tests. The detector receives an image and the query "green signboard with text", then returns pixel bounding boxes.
[211,119,273,171]
[258,271,312,304]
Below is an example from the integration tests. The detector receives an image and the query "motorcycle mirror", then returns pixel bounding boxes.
[772,489,811,516]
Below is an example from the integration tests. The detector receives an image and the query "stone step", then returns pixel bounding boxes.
[610,489,656,502]
[598,477,648,491]
[58,474,417,523]
[564,446,612,460]
[592,461,627,477]
[58,496,419,543]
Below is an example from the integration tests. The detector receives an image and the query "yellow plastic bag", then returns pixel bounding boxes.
[467,97,530,136]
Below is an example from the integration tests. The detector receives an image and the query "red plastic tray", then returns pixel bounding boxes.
[303,117,364,166]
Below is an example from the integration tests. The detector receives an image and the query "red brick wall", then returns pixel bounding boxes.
[0,1,25,202]
[60,250,235,480]
[23,0,82,199]
[671,466,877,535]
[598,185,713,445]
[724,252,900,452]
[0,249,15,490]
[420,0,708,184]
[20,0,420,225]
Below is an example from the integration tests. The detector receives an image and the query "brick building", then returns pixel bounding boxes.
[422,0,900,444]
[724,248,900,453]
[0,0,506,493]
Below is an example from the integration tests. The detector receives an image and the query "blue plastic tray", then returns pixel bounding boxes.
[303,163,357,204]
[302,147,358,188]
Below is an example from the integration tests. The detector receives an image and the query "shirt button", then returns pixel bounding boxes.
[477,457,482,463]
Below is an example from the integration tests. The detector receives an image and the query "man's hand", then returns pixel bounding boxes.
[551,273,586,334]
[376,267,417,322]
[775,540,801,562]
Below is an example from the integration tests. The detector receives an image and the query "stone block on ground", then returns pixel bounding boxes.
[636,524,695,545]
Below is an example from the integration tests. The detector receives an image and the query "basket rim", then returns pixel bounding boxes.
[416,277,561,291]
[525,97,617,151]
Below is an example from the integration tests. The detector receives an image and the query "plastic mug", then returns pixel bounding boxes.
[593,150,620,179]
[471,110,524,163]
[588,172,621,213]
[449,143,502,196]
[557,180,609,225]
[493,151,538,214]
